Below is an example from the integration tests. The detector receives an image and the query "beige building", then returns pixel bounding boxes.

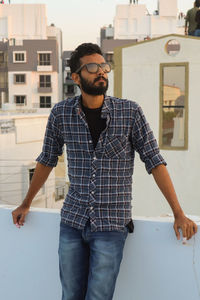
[113,34,200,216]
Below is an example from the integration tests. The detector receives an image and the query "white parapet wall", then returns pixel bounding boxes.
[0,205,200,300]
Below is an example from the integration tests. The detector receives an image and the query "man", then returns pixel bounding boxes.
[12,43,197,300]
[185,0,200,36]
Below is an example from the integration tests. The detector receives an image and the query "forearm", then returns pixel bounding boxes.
[22,162,53,207]
[151,164,184,218]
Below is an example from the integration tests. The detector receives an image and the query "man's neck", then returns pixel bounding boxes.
[81,92,104,109]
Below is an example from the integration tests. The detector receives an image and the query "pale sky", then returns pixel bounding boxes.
[8,0,194,50]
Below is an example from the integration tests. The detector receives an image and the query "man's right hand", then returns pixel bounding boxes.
[12,204,30,227]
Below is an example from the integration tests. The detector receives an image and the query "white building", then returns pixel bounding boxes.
[0,4,65,208]
[114,0,184,41]
[0,4,63,111]
[113,34,200,217]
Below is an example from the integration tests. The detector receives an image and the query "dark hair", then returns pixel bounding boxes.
[69,43,103,73]
[195,0,200,8]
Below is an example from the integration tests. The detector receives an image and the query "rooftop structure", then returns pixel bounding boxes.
[113,34,200,217]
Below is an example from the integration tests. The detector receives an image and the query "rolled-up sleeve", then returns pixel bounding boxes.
[131,105,167,174]
[36,107,64,167]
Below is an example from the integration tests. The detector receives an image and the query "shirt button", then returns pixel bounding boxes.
[92,174,95,177]
[89,140,92,143]
[93,156,97,160]
[91,191,94,194]
[90,207,93,210]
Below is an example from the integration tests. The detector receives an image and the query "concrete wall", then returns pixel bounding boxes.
[0,205,199,300]
[120,35,200,217]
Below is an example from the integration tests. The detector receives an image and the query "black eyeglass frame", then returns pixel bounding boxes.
[75,62,111,74]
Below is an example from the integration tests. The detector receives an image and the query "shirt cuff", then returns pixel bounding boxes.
[36,152,58,167]
[145,153,167,174]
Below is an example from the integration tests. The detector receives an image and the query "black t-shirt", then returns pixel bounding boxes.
[81,103,107,149]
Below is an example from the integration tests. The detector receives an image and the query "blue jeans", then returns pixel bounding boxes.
[58,221,128,300]
[195,29,200,36]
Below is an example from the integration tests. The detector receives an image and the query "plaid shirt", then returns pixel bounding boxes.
[36,96,166,232]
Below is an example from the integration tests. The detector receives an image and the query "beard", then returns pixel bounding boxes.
[79,74,109,95]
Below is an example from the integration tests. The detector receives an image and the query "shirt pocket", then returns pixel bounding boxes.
[104,135,127,158]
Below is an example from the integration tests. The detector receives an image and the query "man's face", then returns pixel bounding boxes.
[77,53,109,95]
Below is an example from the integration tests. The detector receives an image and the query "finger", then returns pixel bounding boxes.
[186,226,192,240]
[174,223,180,240]
[18,214,25,225]
[190,223,198,238]
[194,224,198,234]
[12,211,18,224]
[182,225,187,239]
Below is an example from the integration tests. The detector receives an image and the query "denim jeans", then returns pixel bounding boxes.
[58,220,128,300]
[195,29,200,36]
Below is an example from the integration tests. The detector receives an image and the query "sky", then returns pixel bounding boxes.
[6,0,195,50]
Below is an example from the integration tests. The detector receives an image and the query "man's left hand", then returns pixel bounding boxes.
[174,214,198,240]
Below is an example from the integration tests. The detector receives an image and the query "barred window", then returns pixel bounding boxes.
[14,74,26,84]
[15,95,26,106]
[40,96,51,108]
[13,52,26,63]
[38,53,51,66]
[39,75,51,87]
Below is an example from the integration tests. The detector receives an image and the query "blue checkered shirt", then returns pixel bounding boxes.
[36,96,166,232]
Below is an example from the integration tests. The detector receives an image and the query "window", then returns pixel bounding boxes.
[14,74,26,84]
[15,95,26,106]
[39,75,51,87]
[13,51,26,63]
[38,53,51,66]
[55,186,66,201]
[66,72,71,80]
[67,85,75,94]
[29,168,35,184]
[40,96,51,108]
[160,63,188,150]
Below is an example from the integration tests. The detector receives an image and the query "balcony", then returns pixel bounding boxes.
[38,83,52,93]
[37,65,52,72]
[1,205,200,300]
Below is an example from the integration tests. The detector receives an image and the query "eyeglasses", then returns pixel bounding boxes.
[75,62,111,74]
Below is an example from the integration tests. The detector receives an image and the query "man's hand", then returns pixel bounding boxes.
[12,204,30,228]
[174,214,198,241]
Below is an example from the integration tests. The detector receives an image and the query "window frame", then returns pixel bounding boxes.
[39,75,51,88]
[159,62,189,150]
[38,52,51,66]
[14,74,26,84]
[40,96,51,108]
[13,51,27,63]
[14,95,27,106]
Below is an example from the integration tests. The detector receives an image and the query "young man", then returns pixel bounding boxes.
[185,0,200,36]
[12,43,197,300]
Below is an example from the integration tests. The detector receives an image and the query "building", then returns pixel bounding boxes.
[113,34,200,216]
[62,50,80,99]
[0,4,65,208]
[0,4,63,111]
[113,0,184,41]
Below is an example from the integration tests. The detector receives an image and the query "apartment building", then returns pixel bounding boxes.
[0,4,62,111]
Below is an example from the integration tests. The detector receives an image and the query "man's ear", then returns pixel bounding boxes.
[72,73,80,85]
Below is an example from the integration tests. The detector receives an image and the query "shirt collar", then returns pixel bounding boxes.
[74,95,111,118]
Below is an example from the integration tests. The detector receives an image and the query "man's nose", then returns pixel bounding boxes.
[97,65,105,75]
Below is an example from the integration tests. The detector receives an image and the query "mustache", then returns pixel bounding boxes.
[93,76,108,83]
